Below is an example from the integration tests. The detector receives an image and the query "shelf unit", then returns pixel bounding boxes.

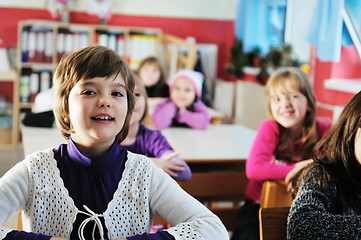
[14,20,198,147]
[0,70,19,148]
[17,20,166,109]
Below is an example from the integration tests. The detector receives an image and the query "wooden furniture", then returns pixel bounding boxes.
[260,180,293,208]
[17,212,23,231]
[162,124,256,230]
[259,207,290,240]
[16,20,197,140]
[0,70,19,148]
[162,34,198,77]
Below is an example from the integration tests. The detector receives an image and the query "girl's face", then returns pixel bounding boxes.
[138,63,161,87]
[68,75,128,154]
[269,83,309,135]
[129,84,146,126]
[355,128,361,165]
[170,78,196,109]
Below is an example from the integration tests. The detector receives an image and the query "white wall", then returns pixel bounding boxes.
[1,0,238,20]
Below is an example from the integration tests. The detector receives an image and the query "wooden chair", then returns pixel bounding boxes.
[162,34,198,77]
[260,180,293,208]
[259,207,290,240]
[17,212,23,231]
[179,169,248,231]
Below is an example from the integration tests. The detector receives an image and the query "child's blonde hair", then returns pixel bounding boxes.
[265,67,317,159]
[52,46,135,143]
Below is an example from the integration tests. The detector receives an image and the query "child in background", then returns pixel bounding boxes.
[137,56,169,105]
[151,70,210,130]
[288,91,361,239]
[231,67,331,240]
[0,46,228,240]
[120,75,191,181]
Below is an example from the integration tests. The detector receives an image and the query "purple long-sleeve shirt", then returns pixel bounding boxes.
[5,138,174,240]
[120,124,191,181]
[151,98,210,130]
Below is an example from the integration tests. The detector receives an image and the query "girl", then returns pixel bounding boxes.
[231,67,331,240]
[151,70,210,130]
[120,75,191,181]
[0,46,228,240]
[288,91,361,239]
[137,56,169,98]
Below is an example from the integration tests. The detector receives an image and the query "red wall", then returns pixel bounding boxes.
[312,45,360,107]
[0,7,235,79]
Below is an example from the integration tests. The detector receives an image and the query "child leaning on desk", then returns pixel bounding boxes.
[231,67,331,240]
[151,70,210,130]
[120,74,191,181]
[288,91,361,239]
[0,46,228,240]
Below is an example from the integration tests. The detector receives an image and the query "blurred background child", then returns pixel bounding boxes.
[120,75,191,181]
[288,91,361,239]
[231,67,331,240]
[151,69,210,130]
[137,56,169,109]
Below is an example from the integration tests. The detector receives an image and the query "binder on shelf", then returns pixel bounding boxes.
[20,70,31,103]
[29,72,39,103]
[27,30,37,62]
[44,31,53,63]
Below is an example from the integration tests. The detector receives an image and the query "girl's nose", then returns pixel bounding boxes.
[97,95,111,108]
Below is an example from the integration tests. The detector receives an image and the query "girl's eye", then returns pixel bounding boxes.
[82,90,96,95]
[135,93,142,97]
[272,97,279,103]
[112,92,124,97]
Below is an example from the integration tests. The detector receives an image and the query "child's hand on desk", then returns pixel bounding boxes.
[150,151,185,177]
[285,159,313,191]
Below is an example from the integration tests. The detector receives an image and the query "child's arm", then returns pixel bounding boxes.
[143,127,191,181]
[176,101,211,129]
[0,161,54,240]
[151,99,177,129]
[288,167,361,239]
[155,150,191,181]
[246,120,294,181]
[148,161,228,240]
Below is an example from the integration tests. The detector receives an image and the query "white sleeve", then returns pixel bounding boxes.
[0,160,29,239]
[148,162,228,240]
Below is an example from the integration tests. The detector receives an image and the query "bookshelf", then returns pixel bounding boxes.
[0,70,19,148]
[17,20,165,109]
[15,20,198,147]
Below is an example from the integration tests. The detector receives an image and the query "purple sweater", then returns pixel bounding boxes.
[120,124,191,181]
[245,118,331,202]
[151,98,211,130]
[5,139,174,240]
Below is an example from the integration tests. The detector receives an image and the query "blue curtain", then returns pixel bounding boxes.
[308,0,361,61]
[234,0,287,56]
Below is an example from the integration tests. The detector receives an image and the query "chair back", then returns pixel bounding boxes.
[260,180,293,208]
[259,207,290,240]
[179,170,248,231]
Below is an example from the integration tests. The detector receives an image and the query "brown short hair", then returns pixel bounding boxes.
[53,46,135,143]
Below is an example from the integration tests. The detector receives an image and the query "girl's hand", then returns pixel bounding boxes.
[150,151,185,177]
[285,159,313,191]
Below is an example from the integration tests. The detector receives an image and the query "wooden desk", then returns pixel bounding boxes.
[162,124,256,230]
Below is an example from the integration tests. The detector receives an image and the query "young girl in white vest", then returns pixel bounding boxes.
[0,46,228,240]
